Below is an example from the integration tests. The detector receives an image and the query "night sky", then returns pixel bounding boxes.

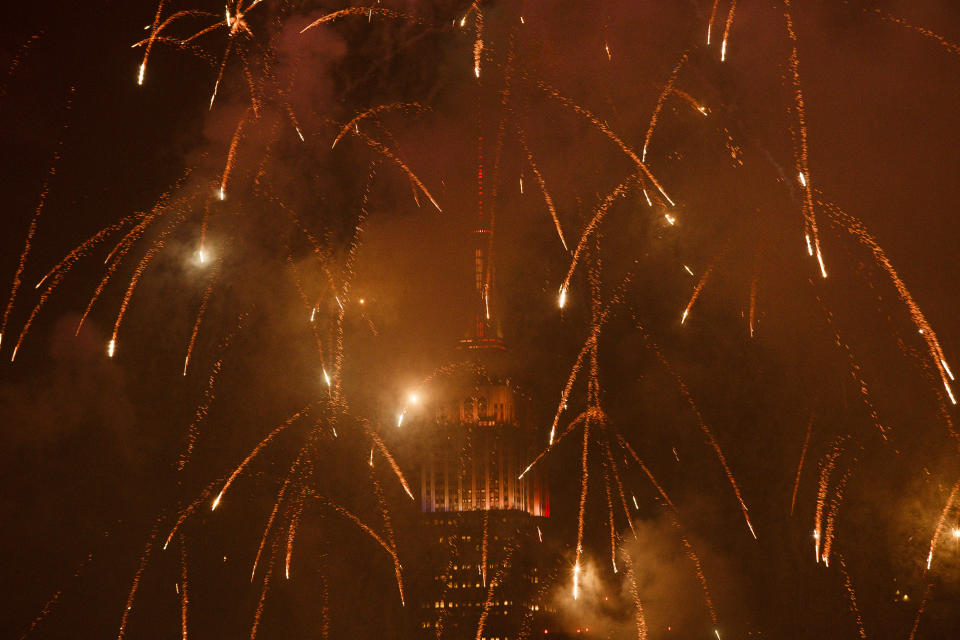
[2,1,960,638]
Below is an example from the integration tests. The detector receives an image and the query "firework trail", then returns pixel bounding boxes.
[821,459,856,566]
[136,0,166,85]
[311,493,405,605]
[532,78,675,205]
[790,410,814,516]
[602,439,636,538]
[617,436,675,510]
[625,551,649,640]
[178,537,190,640]
[481,509,490,586]
[211,404,315,511]
[782,0,826,278]
[720,0,738,61]
[219,109,254,200]
[681,254,719,324]
[617,435,718,623]
[816,294,888,439]
[299,7,423,34]
[706,0,721,45]
[908,581,934,640]
[642,53,687,162]
[925,476,960,571]
[561,175,640,296]
[670,87,709,116]
[822,199,956,406]
[117,517,163,640]
[249,536,281,640]
[109,209,191,355]
[17,536,102,640]
[470,2,484,78]
[515,127,570,250]
[332,102,425,148]
[602,453,618,572]
[348,128,442,211]
[74,181,194,338]
[636,322,756,538]
[9,215,141,362]
[2,87,74,351]
[836,552,866,639]
[364,423,414,499]
[573,410,591,599]
[814,438,845,563]
[856,4,960,56]
[183,259,223,376]
[0,31,42,99]
[475,542,516,640]
[748,254,759,337]
[284,488,306,580]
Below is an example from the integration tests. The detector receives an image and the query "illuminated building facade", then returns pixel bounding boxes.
[411,165,553,638]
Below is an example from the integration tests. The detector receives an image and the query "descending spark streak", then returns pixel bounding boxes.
[481,510,489,586]
[472,5,483,78]
[10,216,140,361]
[862,6,960,56]
[602,457,617,571]
[537,273,637,448]
[299,7,421,34]
[75,186,189,337]
[817,297,888,438]
[219,109,252,200]
[364,424,414,499]
[908,582,935,640]
[822,200,956,407]
[748,252,759,337]
[331,102,424,149]
[706,0,721,44]
[109,211,189,352]
[602,439,636,538]
[790,411,814,516]
[836,553,866,639]
[117,518,162,640]
[208,39,232,110]
[183,259,222,376]
[681,257,718,324]
[211,405,314,511]
[311,494,405,605]
[617,435,717,624]
[532,79,674,204]
[625,553,648,640]
[573,413,590,599]
[18,545,97,640]
[179,537,189,640]
[783,0,825,277]
[643,54,687,162]
[517,130,568,251]
[814,440,844,563]
[670,88,708,115]
[561,175,640,294]
[720,0,738,61]
[137,0,166,84]
[475,543,515,640]
[2,89,73,351]
[349,129,441,211]
[822,461,855,566]
[249,537,280,640]
[925,477,960,571]
[638,325,756,538]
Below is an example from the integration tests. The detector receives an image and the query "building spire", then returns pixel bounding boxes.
[459,125,504,352]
